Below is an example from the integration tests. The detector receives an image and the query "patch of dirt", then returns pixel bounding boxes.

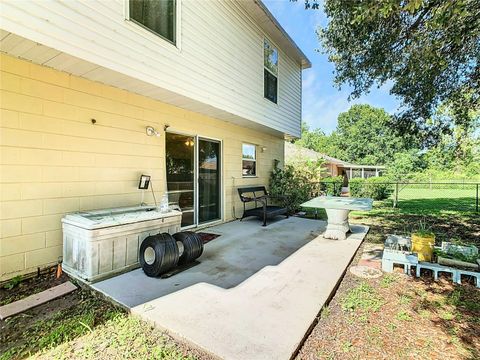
[0,266,68,306]
[296,228,480,360]
[0,269,215,360]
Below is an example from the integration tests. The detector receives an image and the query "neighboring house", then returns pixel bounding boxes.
[285,142,385,185]
[0,1,311,281]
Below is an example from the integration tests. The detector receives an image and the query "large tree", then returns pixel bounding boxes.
[294,123,339,156]
[332,104,412,165]
[298,0,480,135]
[296,104,414,165]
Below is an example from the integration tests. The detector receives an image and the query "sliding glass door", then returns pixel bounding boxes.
[166,133,195,227]
[166,133,221,227]
[198,138,221,224]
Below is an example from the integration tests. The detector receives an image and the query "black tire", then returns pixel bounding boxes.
[173,231,204,265]
[139,233,179,277]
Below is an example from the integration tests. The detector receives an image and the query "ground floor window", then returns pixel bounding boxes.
[242,143,256,177]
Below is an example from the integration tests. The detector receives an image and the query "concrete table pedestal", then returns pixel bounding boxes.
[324,208,351,240]
[301,196,373,240]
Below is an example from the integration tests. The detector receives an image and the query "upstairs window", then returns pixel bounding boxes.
[129,0,176,44]
[242,143,256,177]
[264,39,278,103]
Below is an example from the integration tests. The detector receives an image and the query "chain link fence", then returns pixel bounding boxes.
[391,182,479,213]
[315,181,479,213]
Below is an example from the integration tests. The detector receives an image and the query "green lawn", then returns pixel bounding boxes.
[304,200,479,246]
[391,187,478,214]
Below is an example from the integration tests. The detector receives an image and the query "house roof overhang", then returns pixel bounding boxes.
[241,0,312,69]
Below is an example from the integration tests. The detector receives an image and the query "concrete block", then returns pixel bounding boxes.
[1,219,22,238]
[25,245,62,268]
[20,78,64,102]
[30,63,70,87]
[456,269,480,288]
[21,182,63,200]
[0,147,20,168]
[0,72,21,92]
[1,199,43,220]
[43,100,78,121]
[22,215,63,234]
[0,90,43,114]
[0,54,30,76]
[0,253,25,276]
[43,198,79,215]
[0,233,45,256]
[0,129,44,149]
[18,113,62,134]
[46,230,63,247]
[1,183,22,201]
[0,109,20,128]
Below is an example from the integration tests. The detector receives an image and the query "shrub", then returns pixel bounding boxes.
[349,178,365,197]
[320,176,343,196]
[349,177,392,200]
[270,158,328,213]
[364,177,393,200]
[269,165,311,213]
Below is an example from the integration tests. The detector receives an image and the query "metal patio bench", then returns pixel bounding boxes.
[237,186,288,226]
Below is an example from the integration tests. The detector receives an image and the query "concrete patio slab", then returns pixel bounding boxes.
[93,217,369,360]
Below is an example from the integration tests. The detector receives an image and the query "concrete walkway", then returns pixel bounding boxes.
[93,217,368,360]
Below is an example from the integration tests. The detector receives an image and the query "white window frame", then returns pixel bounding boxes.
[124,0,181,51]
[263,37,279,104]
[242,143,257,177]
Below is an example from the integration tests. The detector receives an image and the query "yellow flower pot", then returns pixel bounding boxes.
[411,233,435,262]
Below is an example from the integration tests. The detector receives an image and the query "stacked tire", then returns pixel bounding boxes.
[139,233,179,277]
[173,231,204,265]
[139,231,204,277]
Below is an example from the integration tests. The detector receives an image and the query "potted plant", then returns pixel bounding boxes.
[411,221,435,262]
[434,241,479,270]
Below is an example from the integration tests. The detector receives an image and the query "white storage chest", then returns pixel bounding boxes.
[62,206,182,282]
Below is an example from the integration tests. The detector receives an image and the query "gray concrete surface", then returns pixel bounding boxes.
[93,217,324,307]
[93,217,369,360]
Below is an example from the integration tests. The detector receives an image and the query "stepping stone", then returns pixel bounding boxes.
[358,259,381,270]
[0,281,77,320]
[350,265,382,279]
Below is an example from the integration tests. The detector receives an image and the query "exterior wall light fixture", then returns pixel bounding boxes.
[146,126,160,137]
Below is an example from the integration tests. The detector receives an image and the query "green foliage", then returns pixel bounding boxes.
[396,310,413,322]
[380,273,397,288]
[3,275,23,290]
[341,282,383,312]
[433,248,479,265]
[320,176,343,196]
[348,178,364,198]
[412,220,435,237]
[269,165,311,213]
[294,123,338,156]
[296,103,479,181]
[270,158,331,212]
[386,149,424,180]
[348,177,392,200]
[334,105,412,165]
[318,0,480,132]
[296,105,413,166]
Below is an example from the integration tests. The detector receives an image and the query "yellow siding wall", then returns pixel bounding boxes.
[0,54,284,281]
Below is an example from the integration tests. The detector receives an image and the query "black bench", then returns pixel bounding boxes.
[237,186,288,226]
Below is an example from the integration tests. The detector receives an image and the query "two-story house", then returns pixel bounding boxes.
[0,0,310,281]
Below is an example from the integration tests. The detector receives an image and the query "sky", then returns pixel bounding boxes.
[263,0,401,134]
